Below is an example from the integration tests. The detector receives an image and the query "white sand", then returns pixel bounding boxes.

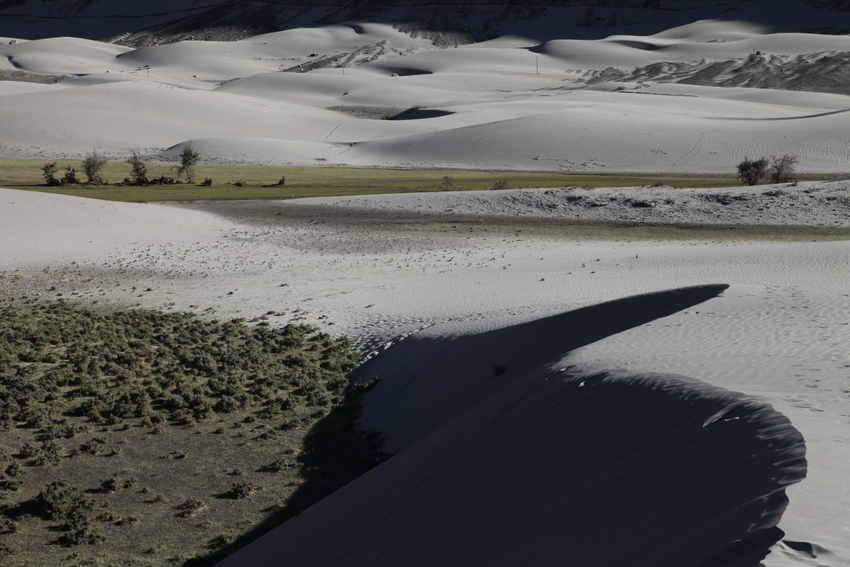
[2,19,850,172]
[1,183,848,565]
[2,8,850,566]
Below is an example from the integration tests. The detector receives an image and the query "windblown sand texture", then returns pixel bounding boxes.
[2,15,850,172]
[2,1,850,565]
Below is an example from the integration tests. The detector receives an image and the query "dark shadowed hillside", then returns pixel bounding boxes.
[0,0,848,45]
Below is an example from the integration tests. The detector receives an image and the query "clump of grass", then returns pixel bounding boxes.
[176,498,207,518]
[224,482,262,500]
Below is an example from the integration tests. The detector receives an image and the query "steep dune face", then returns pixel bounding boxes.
[357,284,734,452]
[217,286,807,567]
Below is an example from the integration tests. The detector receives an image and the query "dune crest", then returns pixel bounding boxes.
[218,286,806,567]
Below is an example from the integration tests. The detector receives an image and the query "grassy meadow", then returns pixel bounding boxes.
[0,159,761,202]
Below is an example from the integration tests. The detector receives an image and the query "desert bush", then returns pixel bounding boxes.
[5,460,24,477]
[79,437,107,455]
[174,143,200,183]
[20,439,63,465]
[30,480,94,521]
[769,154,799,183]
[176,498,207,518]
[117,515,140,526]
[41,162,60,186]
[0,479,23,492]
[58,525,105,546]
[199,178,213,186]
[19,441,40,459]
[81,149,107,184]
[224,482,261,499]
[0,519,21,534]
[737,157,768,185]
[258,456,297,473]
[440,175,455,191]
[100,477,120,493]
[125,151,148,186]
[34,439,63,466]
[61,166,79,185]
[0,541,16,559]
[491,180,508,190]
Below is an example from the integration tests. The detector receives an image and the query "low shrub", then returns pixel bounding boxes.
[737,157,768,185]
[81,149,107,184]
[41,161,60,186]
[61,166,79,185]
[176,497,207,518]
[125,151,148,186]
[224,482,261,499]
[0,541,16,559]
[58,525,105,546]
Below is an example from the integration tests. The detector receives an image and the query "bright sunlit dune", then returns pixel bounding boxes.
[1,18,850,172]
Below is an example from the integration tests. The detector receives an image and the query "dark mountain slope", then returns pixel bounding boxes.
[0,0,848,46]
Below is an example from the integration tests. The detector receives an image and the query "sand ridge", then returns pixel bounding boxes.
[2,20,850,172]
[1,184,848,564]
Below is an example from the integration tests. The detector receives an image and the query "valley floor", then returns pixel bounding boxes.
[1,183,848,565]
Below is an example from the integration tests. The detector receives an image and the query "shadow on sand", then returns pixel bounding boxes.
[204,284,807,567]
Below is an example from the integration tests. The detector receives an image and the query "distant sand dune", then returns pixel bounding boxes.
[2,19,850,171]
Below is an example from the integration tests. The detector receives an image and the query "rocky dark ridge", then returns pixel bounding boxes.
[0,0,848,46]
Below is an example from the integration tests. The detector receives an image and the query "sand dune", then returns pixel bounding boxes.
[217,288,807,567]
[2,19,850,171]
[1,184,847,565]
[2,5,849,565]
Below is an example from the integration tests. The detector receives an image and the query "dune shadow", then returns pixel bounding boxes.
[392,108,454,120]
[201,284,807,567]
[183,381,390,566]
[356,283,732,452]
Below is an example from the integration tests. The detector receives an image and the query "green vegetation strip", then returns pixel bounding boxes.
[0,301,386,567]
[0,159,782,202]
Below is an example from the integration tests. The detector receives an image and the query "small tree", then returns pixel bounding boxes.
[81,149,107,184]
[737,157,768,186]
[491,180,508,191]
[769,154,798,184]
[440,176,455,191]
[125,152,148,186]
[62,167,79,185]
[41,162,59,186]
[174,143,200,183]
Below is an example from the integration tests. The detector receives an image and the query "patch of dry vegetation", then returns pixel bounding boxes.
[0,302,387,566]
[0,160,759,202]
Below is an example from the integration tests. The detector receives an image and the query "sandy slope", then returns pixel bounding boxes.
[301,180,850,228]
[2,19,850,171]
[1,184,848,565]
[2,7,849,565]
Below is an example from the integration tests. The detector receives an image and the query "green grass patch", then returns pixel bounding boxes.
[0,301,387,567]
[0,159,786,202]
